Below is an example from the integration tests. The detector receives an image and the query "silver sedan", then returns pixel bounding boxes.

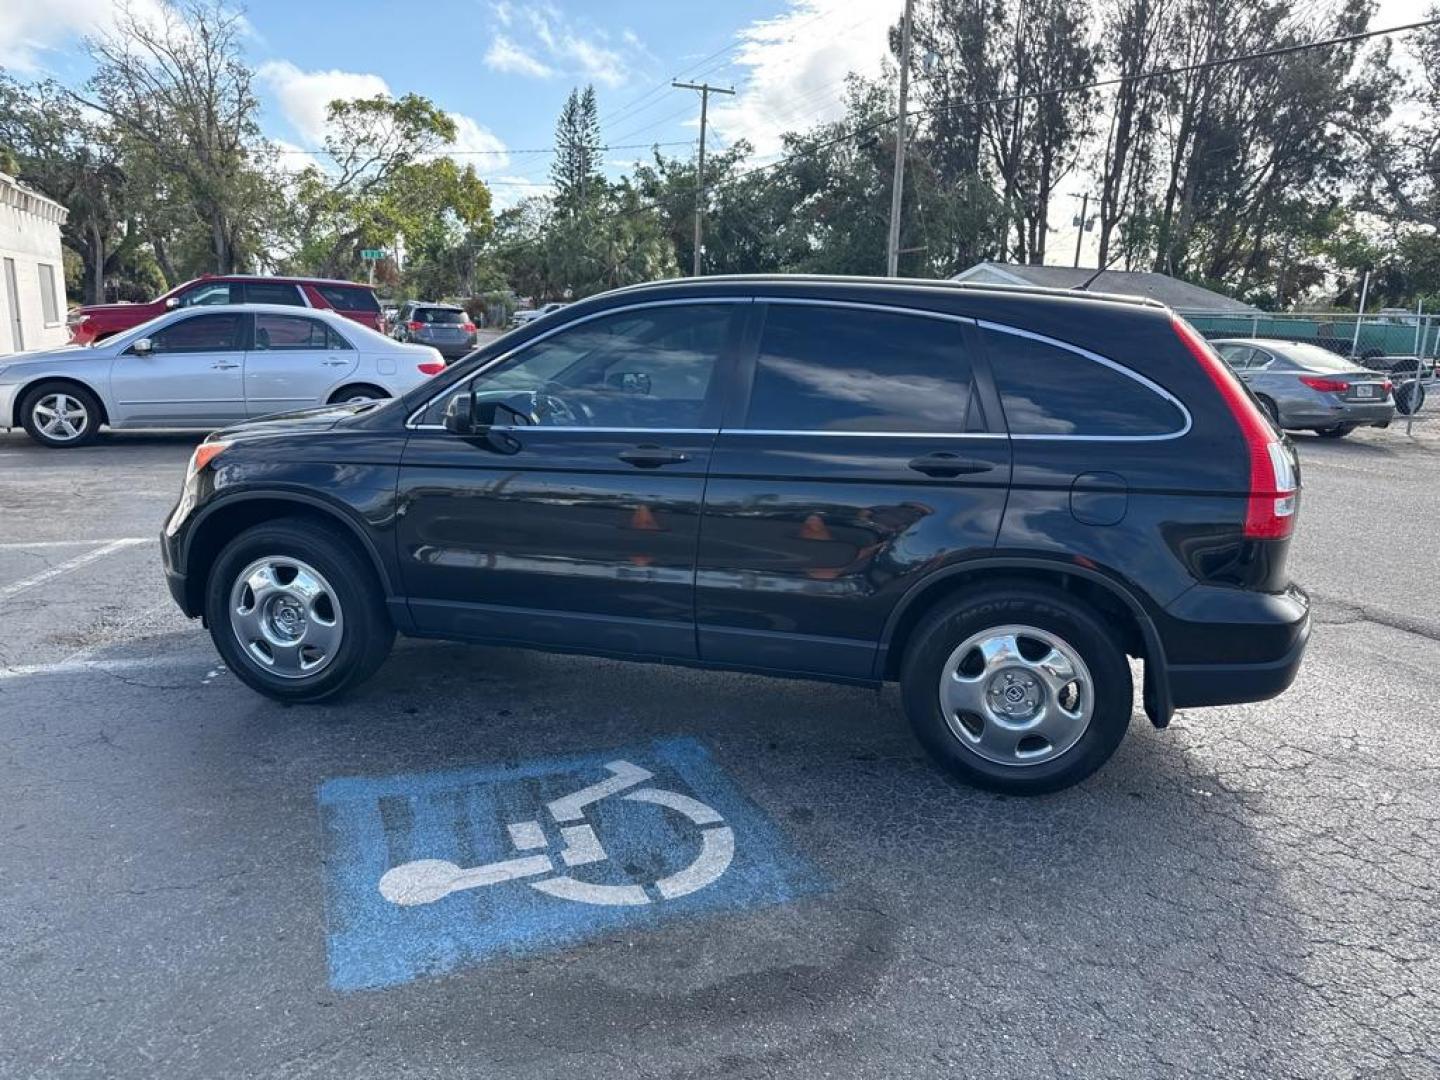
[1213,339,1396,438]
[0,304,445,448]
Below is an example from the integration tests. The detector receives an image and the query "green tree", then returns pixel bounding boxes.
[551,86,602,215]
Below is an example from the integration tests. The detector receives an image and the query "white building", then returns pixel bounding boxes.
[0,172,69,354]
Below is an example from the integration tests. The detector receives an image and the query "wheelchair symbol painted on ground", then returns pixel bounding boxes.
[378,760,735,908]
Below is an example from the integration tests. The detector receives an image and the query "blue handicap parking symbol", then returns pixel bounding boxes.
[317,737,824,990]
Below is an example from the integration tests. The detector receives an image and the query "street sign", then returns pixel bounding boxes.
[360,249,385,261]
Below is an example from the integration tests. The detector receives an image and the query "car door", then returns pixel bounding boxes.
[109,311,246,425]
[694,300,1012,680]
[244,312,357,416]
[397,300,746,658]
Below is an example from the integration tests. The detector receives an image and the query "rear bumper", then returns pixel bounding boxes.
[1158,584,1310,709]
[1284,401,1395,428]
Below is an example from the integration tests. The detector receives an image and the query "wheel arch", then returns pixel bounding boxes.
[13,375,111,427]
[327,383,391,405]
[180,491,398,619]
[877,557,1173,726]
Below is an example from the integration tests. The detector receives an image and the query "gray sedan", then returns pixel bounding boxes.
[0,303,444,448]
[1213,339,1395,438]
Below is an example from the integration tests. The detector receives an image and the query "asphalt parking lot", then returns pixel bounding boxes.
[1,424,1438,1079]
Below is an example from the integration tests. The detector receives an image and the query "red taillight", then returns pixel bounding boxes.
[461,322,476,333]
[407,320,424,332]
[1381,379,1393,395]
[417,360,445,375]
[1299,375,1349,393]
[1172,317,1297,540]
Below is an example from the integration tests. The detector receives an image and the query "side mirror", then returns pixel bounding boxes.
[132,337,154,356]
[163,297,180,310]
[443,391,526,453]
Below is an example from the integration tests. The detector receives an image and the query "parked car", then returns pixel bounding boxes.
[511,302,566,328]
[1,304,445,448]
[1212,338,1395,437]
[67,275,386,345]
[391,302,479,362]
[160,276,1308,795]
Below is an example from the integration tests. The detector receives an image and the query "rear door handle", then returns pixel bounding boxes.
[907,452,994,478]
[211,361,240,370]
[618,445,689,468]
[322,357,349,366]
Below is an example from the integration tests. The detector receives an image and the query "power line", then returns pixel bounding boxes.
[271,140,694,158]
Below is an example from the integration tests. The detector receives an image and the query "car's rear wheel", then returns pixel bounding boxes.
[204,518,394,702]
[900,584,1133,795]
[328,384,389,405]
[19,381,102,448]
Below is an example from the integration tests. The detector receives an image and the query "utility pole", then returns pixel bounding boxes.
[886,0,915,278]
[1071,192,1090,268]
[673,80,735,277]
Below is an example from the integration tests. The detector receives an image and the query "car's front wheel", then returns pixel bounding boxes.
[19,381,102,447]
[204,518,394,702]
[900,584,1133,795]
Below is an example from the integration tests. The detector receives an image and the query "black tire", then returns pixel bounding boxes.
[19,380,103,448]
[204,518,394,703]
[328,384,390,405]
[1256,394,1281,427]
[1318,423,1356,439]
[900,584,1133,795]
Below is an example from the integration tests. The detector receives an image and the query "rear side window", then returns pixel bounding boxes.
[245,283,305,305]
[254,313,330,350]
[744,304,975,433]
[983,325,1186,437]
[314,284,381,313]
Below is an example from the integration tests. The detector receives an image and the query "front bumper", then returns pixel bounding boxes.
[1157,584,1310,709]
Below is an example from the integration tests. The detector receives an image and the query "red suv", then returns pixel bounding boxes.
[67,275,385,345]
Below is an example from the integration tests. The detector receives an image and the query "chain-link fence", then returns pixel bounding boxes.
[1180,310,1436,426]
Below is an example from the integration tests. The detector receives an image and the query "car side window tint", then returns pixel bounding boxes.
[179,282,232,307]
[743,305,974,433]
[253,314,329,350]
[245,283,304,305]
[984,326,1186,437]
[147,314,243,353]
[451,304,732,429]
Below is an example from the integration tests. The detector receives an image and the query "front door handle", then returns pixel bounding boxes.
[211,361,240,370]
[617,445,689,468]
[907,452,994,478]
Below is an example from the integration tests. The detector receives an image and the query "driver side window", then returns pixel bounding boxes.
[443,304,733,429]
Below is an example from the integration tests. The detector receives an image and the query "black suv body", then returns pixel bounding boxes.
[161,276,1309,793]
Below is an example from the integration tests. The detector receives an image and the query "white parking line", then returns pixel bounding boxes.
[0,538,148,603]
[0,657,176,681]
[0,537,149,550]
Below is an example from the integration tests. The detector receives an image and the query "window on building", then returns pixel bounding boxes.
[37,263,60,325]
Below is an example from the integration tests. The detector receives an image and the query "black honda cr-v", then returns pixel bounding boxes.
[161,275,1308,794]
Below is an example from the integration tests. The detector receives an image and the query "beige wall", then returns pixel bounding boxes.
[0,176,70,355]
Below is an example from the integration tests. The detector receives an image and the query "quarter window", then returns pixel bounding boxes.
[744,304,975,433]
[984,326,1186,437]
[314,284,381,314]
[145,314,243,353]
[254,313,331,350]
[441,304,732,429]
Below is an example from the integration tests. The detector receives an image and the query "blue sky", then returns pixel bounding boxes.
[3,0,900,208]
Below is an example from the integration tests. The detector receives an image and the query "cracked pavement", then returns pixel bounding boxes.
[0,426,1437,1079]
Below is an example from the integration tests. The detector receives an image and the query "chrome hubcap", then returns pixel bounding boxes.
[34,393,88,441]
[939,624,1094,767]
[229,556,343,679]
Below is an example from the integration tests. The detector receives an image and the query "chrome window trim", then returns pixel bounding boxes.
[978,319,1193,441]
[728,429,1006,439]
[405,296,753,429]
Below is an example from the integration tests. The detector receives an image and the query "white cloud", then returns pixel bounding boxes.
[0,0,164,72]
[443,113,510,170]
[708,0,895,158]
[258,59,390,145]
[480,2,642,88]
[268,139,325,176]
[484,35,555,79]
